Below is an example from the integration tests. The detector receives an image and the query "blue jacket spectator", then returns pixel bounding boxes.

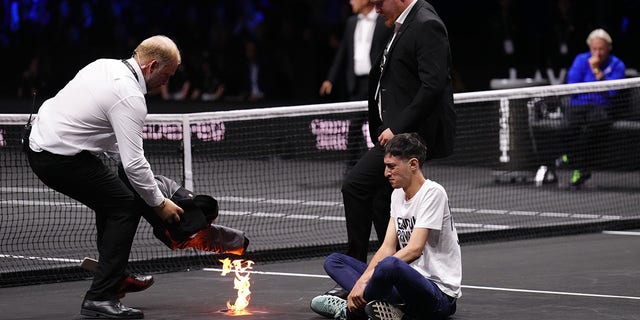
[559,28,626,188]
[567,29,626,107]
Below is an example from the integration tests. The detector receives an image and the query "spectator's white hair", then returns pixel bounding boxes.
[586,28,613,48]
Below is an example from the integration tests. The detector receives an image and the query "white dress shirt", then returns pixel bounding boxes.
[29,58,165,207]
[353,10,378,76]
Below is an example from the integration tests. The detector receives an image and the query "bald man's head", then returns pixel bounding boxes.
[134,35,181,69]
[133,35,181,91]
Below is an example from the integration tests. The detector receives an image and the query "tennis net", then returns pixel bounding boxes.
[2,78,640,286]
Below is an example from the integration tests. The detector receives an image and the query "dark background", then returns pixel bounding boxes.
[3,0,640,111]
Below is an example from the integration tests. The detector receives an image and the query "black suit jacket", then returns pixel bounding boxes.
[326,14,392,98]
[368,0,456,159]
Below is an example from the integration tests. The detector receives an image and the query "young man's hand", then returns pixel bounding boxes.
[347,278,368,311]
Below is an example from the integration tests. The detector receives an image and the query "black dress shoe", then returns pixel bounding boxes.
[116,274,154,298]
[81,299,143,319]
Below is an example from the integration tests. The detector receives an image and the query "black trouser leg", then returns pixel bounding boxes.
[566,105,610,172]
[341,145,392,262]
[27,150,141,300]
[346,76,370,171]
[584,107,611,170]
[346,117,367,170]
[565,106,588,170]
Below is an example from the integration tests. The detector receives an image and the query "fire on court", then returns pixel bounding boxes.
[219,258,255,315]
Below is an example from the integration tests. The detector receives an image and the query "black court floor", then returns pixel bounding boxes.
[0,230,638,320]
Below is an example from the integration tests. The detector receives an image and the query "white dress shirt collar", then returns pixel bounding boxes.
[396,0,418,26]
[358,9,378,21]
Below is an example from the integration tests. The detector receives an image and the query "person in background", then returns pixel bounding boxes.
[310,133,461,320]
[319,0,393,178]
[319,0,393,299]
[558,28,626,187]
[26,35,184,319]
[189,52,226,102]
[161,63,192,101]
[17,55,52,98]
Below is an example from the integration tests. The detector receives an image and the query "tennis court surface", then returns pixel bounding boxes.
[1,230,638,320]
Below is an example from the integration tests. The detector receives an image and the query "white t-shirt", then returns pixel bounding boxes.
[29,58,164,207]
[390,179,462,298]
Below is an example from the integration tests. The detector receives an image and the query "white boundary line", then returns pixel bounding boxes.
[0,254,82,263]
[0,200,84,207]
[201,268,640,301]
[462,284,640,301]
[602,230,640,236]
[204,268,330,279]
[2,255,638,300]
[1,192,625,221]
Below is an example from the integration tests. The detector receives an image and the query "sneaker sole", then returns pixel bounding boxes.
[309,302,336,318]
[365,301,404,320]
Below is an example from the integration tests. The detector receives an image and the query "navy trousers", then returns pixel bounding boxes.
[324,253,456,320]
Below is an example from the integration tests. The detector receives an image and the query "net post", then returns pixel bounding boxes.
[498,97,510,164]
[182,114,194,191]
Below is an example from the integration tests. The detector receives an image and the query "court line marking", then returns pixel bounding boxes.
[3,254,638,301]
[2,194,623,221]
[602,230,640,236]
[462,284,640,301]
[218,210,510,230]
[0,201,509,231]
[0,187,55,193]
[1,198,621,231]
[0,200,84,207]
[204,268,330,279]
[154,196,628,221]
[202,268,640,301]
[0,254,82,263]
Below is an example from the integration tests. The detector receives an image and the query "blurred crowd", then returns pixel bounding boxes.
[3,0,640,107]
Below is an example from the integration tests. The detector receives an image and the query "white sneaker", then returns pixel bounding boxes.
[364,300,404,320]
[310,294,347,319]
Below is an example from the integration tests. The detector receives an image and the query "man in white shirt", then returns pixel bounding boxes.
[310,133,461,320]
[26,35,184,319]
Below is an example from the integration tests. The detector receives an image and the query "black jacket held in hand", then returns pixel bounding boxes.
[118,168,249,256]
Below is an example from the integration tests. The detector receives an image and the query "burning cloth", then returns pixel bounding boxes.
[121,169,249,255]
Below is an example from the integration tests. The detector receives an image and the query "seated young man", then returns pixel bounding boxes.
[310,133,461,320]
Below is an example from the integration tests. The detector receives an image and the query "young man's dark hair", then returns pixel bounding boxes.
[384,132,427,167]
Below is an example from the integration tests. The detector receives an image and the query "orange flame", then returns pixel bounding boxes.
[219,258,255,315]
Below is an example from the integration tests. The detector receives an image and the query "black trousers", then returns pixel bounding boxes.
[564,105,612,171]
[345,75,370,170]
[341,144,393,262]
[27,149,141,300]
